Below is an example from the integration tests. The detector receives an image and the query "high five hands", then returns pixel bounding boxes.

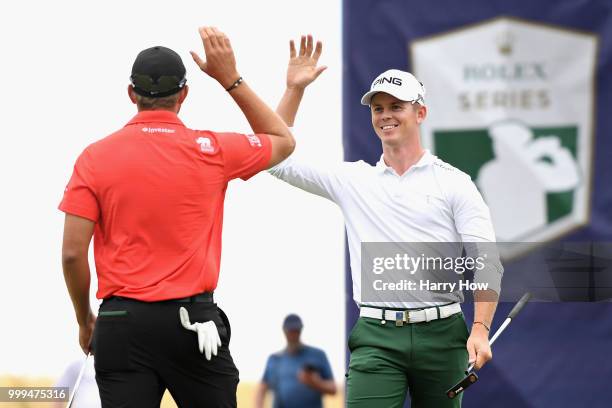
[286,35,327,90]
[191,26,240,90]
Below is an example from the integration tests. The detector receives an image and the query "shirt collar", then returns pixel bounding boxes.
[125,110,185,127]
[375,149,435,174]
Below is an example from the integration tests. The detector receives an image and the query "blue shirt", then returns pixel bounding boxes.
[262,345,334,408]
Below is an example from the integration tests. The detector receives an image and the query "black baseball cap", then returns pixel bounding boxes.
[130,46,187,98]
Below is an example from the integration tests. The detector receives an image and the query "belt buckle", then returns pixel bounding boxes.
[395,311,406,327]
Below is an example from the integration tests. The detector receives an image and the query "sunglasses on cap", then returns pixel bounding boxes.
[130,74,187,97]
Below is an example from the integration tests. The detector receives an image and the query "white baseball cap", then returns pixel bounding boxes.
[360,69,426,106]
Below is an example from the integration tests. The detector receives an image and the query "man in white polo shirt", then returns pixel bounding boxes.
[269,36,503,407]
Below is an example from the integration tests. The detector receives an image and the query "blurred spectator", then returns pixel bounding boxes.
[255,314,336,408]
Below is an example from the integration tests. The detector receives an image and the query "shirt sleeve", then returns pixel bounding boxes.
[216,132,272,181]
[462,235,504,296]
[268,156,346,203]
[262,355,276,387]
[58,149,100,222]
[316,350,334,381]
[450,174,496,241]
[440,168,503,294]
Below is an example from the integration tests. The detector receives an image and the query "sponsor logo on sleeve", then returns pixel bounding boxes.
[245,134,262,147]
[196,137,215,153]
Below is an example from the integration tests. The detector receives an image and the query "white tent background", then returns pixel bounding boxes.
[0,0,345,384]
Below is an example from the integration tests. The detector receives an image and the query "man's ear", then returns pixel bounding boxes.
[178,85,189,105]
[175,86,189,114]
[127,85,138,104]
[416,104,427,124]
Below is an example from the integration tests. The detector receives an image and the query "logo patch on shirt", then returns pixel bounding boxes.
[196,137,215,153]
[244,134,262,147]
[141,127,175,134]
[434,162,455,172]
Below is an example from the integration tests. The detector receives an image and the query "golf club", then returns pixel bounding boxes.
[65,352,90,408]
[446,292,532,399]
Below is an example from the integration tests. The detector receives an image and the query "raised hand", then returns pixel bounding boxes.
[191,26,240,89]
[286,35,327,90]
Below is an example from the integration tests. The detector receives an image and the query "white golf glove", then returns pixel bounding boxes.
[179,307,222,361]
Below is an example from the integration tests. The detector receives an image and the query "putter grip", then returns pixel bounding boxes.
[508,292,532,319]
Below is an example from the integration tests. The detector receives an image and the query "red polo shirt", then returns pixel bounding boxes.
[59,110,271,301]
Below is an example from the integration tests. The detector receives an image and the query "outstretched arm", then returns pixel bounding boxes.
[268,35,343,201]
[277,35,327,126]
[191,26,294,168]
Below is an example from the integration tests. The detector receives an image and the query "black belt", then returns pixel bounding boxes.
[109,292,214,303]
[173,292,214,303]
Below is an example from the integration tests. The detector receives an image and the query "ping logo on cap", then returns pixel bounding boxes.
[361,69,425,106]
[373,77,403,86]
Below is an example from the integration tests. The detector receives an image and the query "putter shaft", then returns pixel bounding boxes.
[66,353,90,408]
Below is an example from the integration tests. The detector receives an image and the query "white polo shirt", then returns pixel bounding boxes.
[269,150,503,308]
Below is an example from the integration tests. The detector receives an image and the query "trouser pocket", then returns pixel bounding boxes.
[93,310,132,371]
[181,304,232,347]
[347,319,364,352]
[218,307,232,346]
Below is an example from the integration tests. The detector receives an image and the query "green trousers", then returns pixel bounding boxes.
[346,312,469,408]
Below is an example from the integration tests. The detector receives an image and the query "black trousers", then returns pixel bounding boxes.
[93,297,239,408]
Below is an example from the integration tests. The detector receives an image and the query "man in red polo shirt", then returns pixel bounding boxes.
[59,26,294,408]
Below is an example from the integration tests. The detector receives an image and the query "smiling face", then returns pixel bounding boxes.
[370,92,426,147]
